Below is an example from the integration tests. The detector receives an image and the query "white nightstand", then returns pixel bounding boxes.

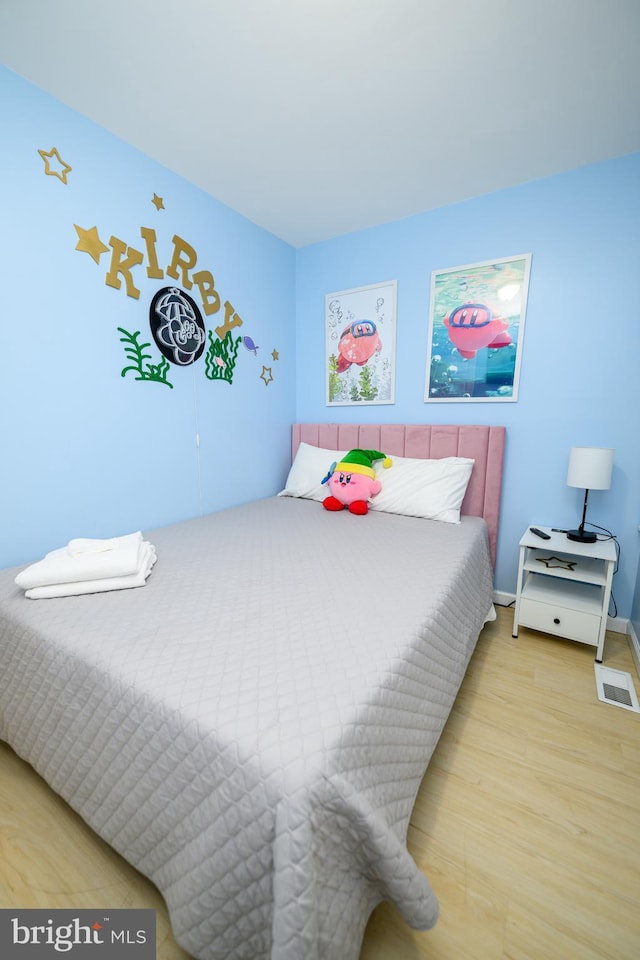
[512,526,617,661]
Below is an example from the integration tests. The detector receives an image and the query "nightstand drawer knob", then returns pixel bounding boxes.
[553,618,561,625]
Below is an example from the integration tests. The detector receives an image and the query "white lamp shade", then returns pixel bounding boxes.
[567,446,614,490]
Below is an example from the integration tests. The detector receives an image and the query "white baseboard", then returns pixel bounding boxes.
[493,590,515,609]
[629,620,640,680]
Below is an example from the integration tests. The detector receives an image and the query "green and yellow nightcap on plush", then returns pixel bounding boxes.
[335,449,393,480]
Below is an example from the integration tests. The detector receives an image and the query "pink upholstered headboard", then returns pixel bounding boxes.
[292,423,505,569]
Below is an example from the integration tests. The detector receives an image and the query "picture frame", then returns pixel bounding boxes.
[424,253,532,402]
[325,280,397,406]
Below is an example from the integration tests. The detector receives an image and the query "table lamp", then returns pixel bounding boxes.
[566,446,614,543]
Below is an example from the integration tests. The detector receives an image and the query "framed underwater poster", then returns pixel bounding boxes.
[424,253,532,402]
[325,280,397,406]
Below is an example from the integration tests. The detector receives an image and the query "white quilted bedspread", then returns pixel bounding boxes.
[0,497,494,960]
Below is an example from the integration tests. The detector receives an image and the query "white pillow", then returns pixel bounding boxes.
[370,456,474,523]
[278,442,346,502]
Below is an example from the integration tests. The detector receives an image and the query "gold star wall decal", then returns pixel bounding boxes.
[152,193,164,210]
[74,224,110,264]
[271,348,279,361]
[260,366,274,386]
[535,556,577,571]
[38,146,72,184]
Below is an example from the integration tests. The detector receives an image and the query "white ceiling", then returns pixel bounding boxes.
[1,0,639,247]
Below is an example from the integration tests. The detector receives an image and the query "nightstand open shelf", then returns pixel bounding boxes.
[521,552,607,586]
[512,526,617,661]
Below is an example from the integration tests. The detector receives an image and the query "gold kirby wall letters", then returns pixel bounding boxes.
[104,228,244,339]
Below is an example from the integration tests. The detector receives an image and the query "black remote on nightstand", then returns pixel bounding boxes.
[529,527,551,539]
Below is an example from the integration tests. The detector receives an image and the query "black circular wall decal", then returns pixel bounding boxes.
[149,286,206,366]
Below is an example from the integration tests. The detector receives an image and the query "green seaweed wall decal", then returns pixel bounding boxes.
[118,327,174,388]
[204,329,242,384]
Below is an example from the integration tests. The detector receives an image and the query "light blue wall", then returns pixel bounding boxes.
[0,66,296,569]
[295,154,640,620]
[3,64,639,622]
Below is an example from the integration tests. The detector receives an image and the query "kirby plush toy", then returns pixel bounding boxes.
[321,448,392,515]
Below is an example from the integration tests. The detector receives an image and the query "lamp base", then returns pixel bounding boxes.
[567,528,597,544]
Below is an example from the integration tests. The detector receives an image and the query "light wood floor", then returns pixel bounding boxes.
[1,605,638,959]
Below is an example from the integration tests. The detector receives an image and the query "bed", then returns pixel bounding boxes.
[0,422,505,960]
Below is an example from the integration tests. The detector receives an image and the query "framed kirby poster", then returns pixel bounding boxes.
[424,253,532,402]
[325,280,397,406]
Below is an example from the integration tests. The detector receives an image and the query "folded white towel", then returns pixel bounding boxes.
[15,532,145,589]
[24,542,157,599]
[67,532,143,557]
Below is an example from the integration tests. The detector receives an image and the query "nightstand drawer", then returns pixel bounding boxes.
[519,597,600,645]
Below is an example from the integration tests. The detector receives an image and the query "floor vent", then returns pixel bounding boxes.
[594,664,640,713]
